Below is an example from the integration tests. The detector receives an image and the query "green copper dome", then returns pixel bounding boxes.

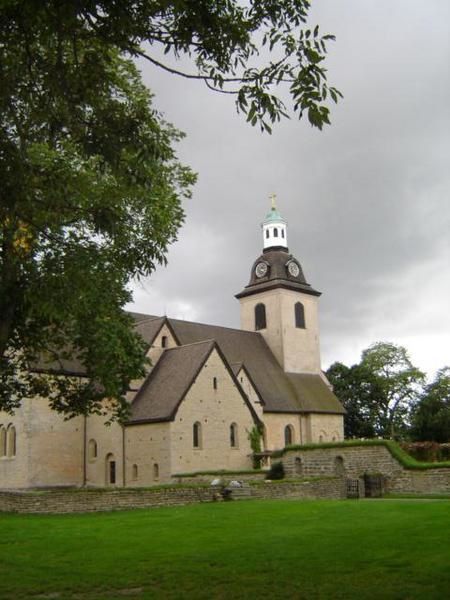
[263,206,286,223]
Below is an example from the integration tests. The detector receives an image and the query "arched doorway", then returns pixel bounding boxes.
[105,453,116,485]
[334,456,345,476]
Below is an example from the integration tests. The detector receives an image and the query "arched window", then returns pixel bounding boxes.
[281,229,285,238]
[0,426,6,457]
[273,227,278,237]
[284,425,294,446]
[193,421,202,448]
[230,423,238,448]
[161,335,168,348]
[213,377,218,390]
[265,229,269,239]
[255,303,267,330]
[88,439,97,461]
[132,464,138,480]
[153,463,159,480]
[6,425,16,458]
[295,302,305,328]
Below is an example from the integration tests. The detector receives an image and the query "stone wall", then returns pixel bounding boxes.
[0,477,344,514]
[281,444,450,494]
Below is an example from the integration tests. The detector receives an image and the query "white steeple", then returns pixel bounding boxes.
[262,193,288,250]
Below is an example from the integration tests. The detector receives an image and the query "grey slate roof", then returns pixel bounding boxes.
[130,340,216,423]
[286,373,345,414]
[134,315,344,416]
[129,339,261,424]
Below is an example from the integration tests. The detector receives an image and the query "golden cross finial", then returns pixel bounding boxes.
[270,192,277,210]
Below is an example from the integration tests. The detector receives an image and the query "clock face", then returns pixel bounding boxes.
[288,262,300,278]
[255,262,268,278]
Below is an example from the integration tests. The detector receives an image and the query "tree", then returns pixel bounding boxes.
[326,362,383,439]
[411,367,450,443]
[360,342,425,439]
[327,342,425,439]
[0,1,341,419]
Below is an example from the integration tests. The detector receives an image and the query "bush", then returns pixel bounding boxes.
[266,461,285,480]
[401,442,442,462]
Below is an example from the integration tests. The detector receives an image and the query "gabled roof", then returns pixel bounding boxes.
[158,317,344,415]
[128,339,260,425]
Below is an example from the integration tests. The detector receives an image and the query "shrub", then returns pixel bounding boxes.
[266,461,285,480]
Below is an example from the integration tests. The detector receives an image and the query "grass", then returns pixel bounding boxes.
[1,499,449,599]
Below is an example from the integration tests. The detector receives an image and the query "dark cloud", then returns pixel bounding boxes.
[129,1,450,378]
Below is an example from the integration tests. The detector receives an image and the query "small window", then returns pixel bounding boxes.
[161,335,167,348]
[265,229,269,239]
[230,423,238,448]
[284,425,294,446]
[281,229,285,238]
[88,439,97,461]
[132,464,138,480]
[0,426,6,457]
[213,377,218,390]
[273,227,278,237]
[193,421,202,449]
[255,303,266,331]
[7,425,16,458]
[295,302,305,329]
[153,463,159,480]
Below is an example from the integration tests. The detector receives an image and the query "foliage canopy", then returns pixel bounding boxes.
[0,0,340,418]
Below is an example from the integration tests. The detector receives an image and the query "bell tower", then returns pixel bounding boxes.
[236,197,322,374]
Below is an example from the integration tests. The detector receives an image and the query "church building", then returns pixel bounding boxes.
[0,201,344,489]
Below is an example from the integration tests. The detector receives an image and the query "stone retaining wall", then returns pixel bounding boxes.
[282,445,450,494]
[0,477,344,514]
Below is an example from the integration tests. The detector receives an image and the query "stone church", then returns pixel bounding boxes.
[0,202,344,488]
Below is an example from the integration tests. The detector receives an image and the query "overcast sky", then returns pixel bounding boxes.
[127,0,450,380]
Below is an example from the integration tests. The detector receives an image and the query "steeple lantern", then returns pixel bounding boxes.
[262,194,288,251]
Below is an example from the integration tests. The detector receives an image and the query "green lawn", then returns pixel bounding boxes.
[1,499,449,599]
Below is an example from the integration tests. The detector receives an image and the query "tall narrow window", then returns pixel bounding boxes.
[213,377,218,390]
[281,229,285,238]
[161,335,167,348]
[295,302,305,329]
[132,464,138,480]
[230,423,238,448]
[0,426,6,457]
[265,229,269,239]
[88,439,97,461]
[153,463,159,480]
[255,303,266,331]
[284,425,294,446]
[6,425,15,458]
[193,421,202,448]
[273,227,278,237]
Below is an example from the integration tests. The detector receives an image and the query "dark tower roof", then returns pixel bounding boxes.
[235,248,321,299]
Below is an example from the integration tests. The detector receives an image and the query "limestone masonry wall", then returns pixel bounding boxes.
[282,444,450,493]
[0,478,344,514]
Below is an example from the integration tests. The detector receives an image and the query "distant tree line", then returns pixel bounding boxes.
[326,342,450,443]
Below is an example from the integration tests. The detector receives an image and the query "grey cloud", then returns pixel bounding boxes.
[129,1,450,378]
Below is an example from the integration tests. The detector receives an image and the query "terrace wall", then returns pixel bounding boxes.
[281,444,450,494]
